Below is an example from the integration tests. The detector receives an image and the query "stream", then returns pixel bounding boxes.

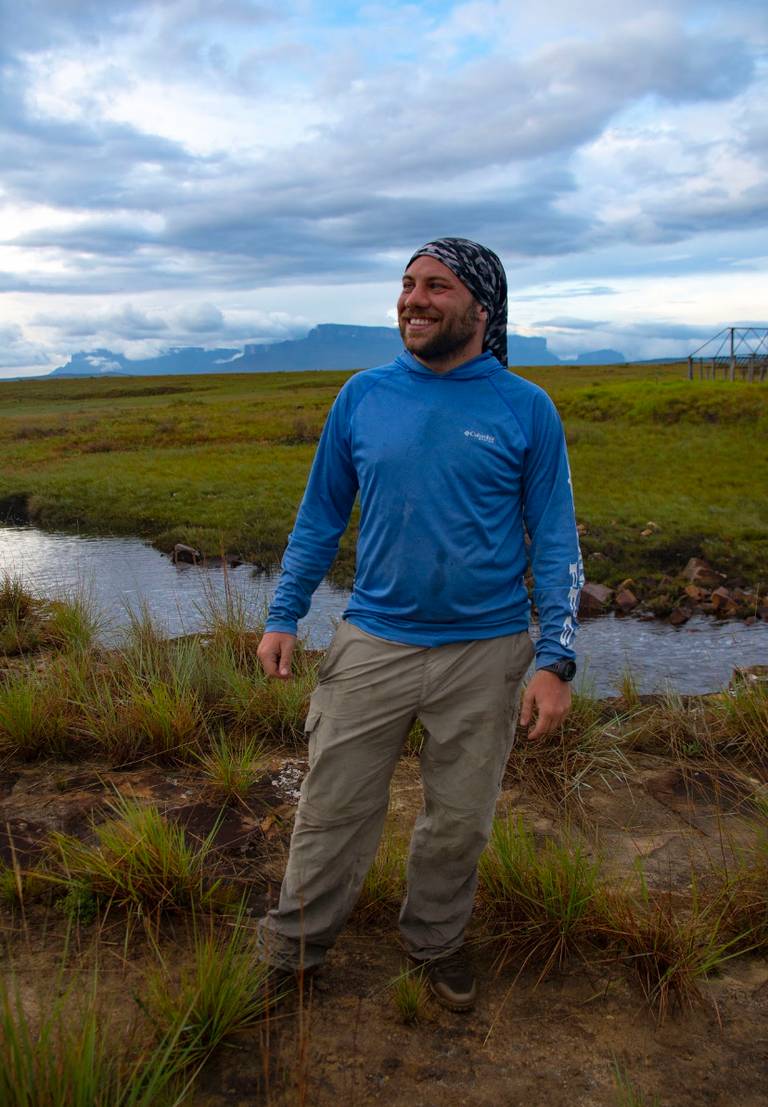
[2,525,766,697]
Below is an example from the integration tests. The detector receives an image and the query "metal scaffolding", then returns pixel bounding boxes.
[688,327,768,382]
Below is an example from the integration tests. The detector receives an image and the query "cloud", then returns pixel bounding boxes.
[534,317,607,331]
[0,1,766,374]
[0,323,53,369]
[175,302,224,332]
[33,303,169,339]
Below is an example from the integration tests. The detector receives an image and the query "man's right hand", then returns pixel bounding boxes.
[257,631,297,680]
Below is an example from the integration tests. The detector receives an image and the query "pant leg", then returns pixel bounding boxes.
[400,631,535,960]
[257,621,424,970]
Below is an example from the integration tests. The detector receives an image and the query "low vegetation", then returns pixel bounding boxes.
[0,574,766,1102]
[0,364,765,589]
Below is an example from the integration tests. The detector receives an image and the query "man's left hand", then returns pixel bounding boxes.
[519,670,572,740]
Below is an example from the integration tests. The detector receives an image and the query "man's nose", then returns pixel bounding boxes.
[404,283,428,307]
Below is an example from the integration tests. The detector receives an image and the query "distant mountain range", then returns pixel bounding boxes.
[48,324,625,378]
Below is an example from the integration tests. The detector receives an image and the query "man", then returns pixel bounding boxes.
[257,237,583,1010]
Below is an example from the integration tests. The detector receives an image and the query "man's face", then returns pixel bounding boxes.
[397,256,487,370]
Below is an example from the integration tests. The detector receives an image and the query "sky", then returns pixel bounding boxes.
[1,0,767,377]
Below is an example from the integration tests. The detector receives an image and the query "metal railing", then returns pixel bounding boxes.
[688,327,768,381]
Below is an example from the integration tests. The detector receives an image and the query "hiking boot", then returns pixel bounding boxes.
[417,948,477,1011]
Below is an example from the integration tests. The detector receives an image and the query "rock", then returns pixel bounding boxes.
[684,584,709,603]
[578,582,614,617]
[758,605,768,622]
[711,586,737,615]
[644,521,661,532]
[732,665,768,687]
[682,557,724,588]
[588,551,607,561]
[669,605,692,626]
[576,523,588,535]
[615,588,639,613]
[640,528,654,537]
[172,543,201,565]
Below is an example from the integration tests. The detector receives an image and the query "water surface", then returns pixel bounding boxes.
[2,526,766,697]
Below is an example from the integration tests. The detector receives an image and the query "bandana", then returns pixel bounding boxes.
[406,237,508,366]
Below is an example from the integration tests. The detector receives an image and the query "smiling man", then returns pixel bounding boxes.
[256,237,583,1010]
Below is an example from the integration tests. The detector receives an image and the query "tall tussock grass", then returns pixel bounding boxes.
[509,688,634,804]
[354,830,407,922]
[478,815,602,978]
[0,580,318,764]
[0,977,195,1107]
[596,882,743,1021]
[0,574,99,658]
[144,919,286,1068]
[48,797,229,915]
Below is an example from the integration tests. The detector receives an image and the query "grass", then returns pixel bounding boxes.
[596,878,744,1021]
[355,830,407,922]
[144,920,286,1068]
[48,796,229,915]
[0,365,765,588]
[478,815,602,978]
[612,1060,661,1107]
[0,975,196,1106]
[194,731,269,804]
[509,687,634,804]
[390,966,428,1024]
[0,576,99,658]
[0,579,321,764]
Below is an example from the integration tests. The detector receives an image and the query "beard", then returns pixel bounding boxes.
[399,302,483,363]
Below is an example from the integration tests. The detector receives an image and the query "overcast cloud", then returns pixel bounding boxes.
[1,0,767,373]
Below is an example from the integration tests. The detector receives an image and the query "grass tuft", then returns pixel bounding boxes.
[48,796,228,915]
[478,815,602,978]
[0,976,195,1106]
[355,830,407,922]
[596,880,742,1021]
[612,1060,661,1107]
[194,730,268,804]
[390,966,428,1025]
[144,921,286,1068]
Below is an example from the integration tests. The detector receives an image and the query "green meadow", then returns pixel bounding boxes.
[1,363,766,589]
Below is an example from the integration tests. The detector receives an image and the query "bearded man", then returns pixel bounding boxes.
[256,237,583,1010]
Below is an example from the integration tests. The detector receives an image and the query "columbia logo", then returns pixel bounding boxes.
[463,429,496,445]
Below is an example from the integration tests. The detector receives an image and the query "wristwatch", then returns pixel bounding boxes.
[539,659,577,682]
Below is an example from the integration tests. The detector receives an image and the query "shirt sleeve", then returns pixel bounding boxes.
[522,391,584,669]
[264,387,359,635]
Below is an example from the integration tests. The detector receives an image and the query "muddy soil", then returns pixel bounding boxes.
[1,751,766,1106]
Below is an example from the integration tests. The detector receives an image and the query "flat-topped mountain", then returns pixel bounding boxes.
[48,324,624,377]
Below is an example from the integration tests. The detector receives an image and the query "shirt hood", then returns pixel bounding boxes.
[395,349,503,381]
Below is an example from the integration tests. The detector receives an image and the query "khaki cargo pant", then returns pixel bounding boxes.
[257,620,535,969]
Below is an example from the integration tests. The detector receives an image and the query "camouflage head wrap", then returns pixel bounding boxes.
[406,237,508,366]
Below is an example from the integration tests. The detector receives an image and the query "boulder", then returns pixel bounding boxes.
[578,582,614,617]
[711,587,737,615]
[669,605,693,626]
[615,587,639,613]
[682,557,724,588]
[172,543,201,565]
[684,584,709,603]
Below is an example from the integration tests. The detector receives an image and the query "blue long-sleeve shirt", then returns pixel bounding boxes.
[265,350,584,668]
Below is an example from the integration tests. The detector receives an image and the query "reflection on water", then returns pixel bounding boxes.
[2,525,766,697]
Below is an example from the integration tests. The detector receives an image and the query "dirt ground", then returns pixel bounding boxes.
[1,748,767,1107]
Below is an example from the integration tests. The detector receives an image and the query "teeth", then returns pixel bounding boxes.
[408,318,435,325]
